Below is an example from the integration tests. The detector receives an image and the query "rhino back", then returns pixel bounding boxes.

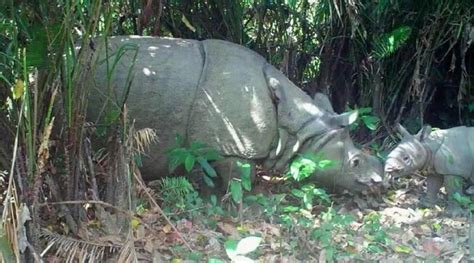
[430,126,474,179]
[187,39,277,159]
[91,36,204,177]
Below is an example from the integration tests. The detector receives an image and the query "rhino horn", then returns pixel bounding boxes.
[396,124,412,138]
[330,110,358,127]
[416,125,432,141]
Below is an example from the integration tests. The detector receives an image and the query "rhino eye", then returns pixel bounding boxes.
[402,155,410,162]
[351,158,360,168]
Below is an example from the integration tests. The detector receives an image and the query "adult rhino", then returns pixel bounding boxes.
[87,36,383,193]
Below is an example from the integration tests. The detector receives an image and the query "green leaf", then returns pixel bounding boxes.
[301,184,315,192]
[198,158,217,177]
[318,159,335,169]
[230,180,243,203]
[362,115,380,131]
[235,236,262,255]
[224,239,239,257]
[203,175,215,187]
[303,192,313,210]
[168,148,188,172]
[184,155,196,172]
[186,251,204,261]
[282,205,300,213]
[357,107,373,115]
[202,150,223,161]
[237,161,252,191]
[313,188,331,204]
[210,195,217,206]
[208,258,225,263]
[190,141,207,151]
[453,192,471,206]
[291,189,305,198]
[286,0,297,10]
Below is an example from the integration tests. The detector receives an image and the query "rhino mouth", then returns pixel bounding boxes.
[355,173,383,192]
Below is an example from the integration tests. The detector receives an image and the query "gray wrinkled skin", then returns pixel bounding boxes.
[385,124,474,215]
[87,36,383,193]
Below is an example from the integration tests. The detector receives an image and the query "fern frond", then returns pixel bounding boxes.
[159,176,194,198]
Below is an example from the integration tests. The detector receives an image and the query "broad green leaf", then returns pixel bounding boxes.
[301,184,315,192]
[286,0,297,10]
[357,107,373,115]
[230,180,243,203]
[291,189,305,198]
[241,173,252,191]
[362,115,380,130]
[235,236,262,255]
[453,192,470,206]
[210,195,217,206]
[198,158,217,177]
[238,161,252,191]
[313,188,331,204]
[202,150,223,161]
[184,155,195,172]
[303,192,313,210]
[224,239,239,257]
[190,141,207,151]
[203,175,215,187]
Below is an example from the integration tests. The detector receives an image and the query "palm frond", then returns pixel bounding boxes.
[40,229,121,263]
[133,128,158,155]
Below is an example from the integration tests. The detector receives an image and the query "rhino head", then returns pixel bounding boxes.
[300,126,384,193]
[384,124,432,184]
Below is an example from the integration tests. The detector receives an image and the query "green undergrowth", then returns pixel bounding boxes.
[142,140,396,262]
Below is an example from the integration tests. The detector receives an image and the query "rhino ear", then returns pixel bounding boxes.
[397,124,412,138]
[331,110,359,127]
[416,125,432,141]
[313,93,334,113]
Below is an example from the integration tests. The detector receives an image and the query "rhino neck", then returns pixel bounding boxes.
[421,136,443,172]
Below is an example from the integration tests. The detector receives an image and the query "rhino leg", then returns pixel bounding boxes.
[420,174,444,207]
[444,175,466,217]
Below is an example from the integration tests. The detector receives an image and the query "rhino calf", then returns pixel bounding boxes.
[87,36,383,193]
[384,124,474,215]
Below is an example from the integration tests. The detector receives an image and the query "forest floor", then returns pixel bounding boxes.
[130,175,470,262]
